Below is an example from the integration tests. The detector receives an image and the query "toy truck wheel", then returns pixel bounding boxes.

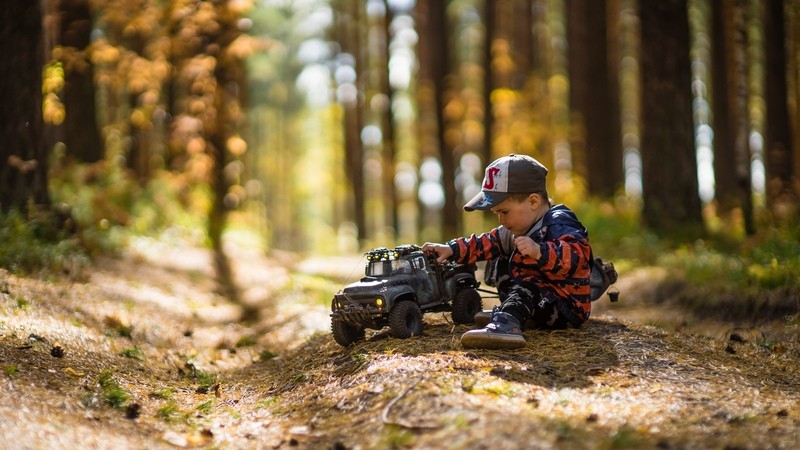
[331,320,365,346]
[451,288,482,324]
[388,301,423,339]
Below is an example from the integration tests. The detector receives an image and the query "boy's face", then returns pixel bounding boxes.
[489,194,546,236]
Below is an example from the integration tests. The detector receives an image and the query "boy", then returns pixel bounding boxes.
[422,154,592,350]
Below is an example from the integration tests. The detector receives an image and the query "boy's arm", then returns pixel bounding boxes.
[421,242,453,263]
[535,225,591,278]
[447,228,504,265]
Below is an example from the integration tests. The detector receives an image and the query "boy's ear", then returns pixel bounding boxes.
[527,193,541,208]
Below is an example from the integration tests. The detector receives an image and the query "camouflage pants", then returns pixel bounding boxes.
[498,281,571,330]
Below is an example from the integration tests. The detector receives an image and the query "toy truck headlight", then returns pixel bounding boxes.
[375,298,383,308]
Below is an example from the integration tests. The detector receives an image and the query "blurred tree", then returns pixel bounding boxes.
[482,0,495,167]
[57,0,104,163]
[380,0,399,237]
[710,0,754,234]
[792,2,800,193]
[763,0,796,218]
[639,0,703,234]
[415,0,458,240]
[432,0,460,239]
[336,0,367,243]
[0,1,51,213]
[567,0,623,196]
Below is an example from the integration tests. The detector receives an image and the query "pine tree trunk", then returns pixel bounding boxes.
[763,0,796,217]
[711,0,754,234]
[567,0,623,197]
[0,1,50,213]
[59,0,103,163]
[639,0,703,234]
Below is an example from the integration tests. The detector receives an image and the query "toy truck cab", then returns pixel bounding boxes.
[330,245,482,347]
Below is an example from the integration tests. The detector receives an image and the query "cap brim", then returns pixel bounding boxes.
[463,191,510,211]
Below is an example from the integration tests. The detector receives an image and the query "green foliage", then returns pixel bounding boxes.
[195,399,215,415]
[235,335,257,348]
[575,199,800,294]
[49,162,210,257]
[156,400,184,423]
[97,370,130,409]
[151,387,176,400]
[4,364,18,377]
[120,347,144,361]
[379,426,415,448]
[573,199,662,263]
[191,369,220,390]
[0,209,89,276]
[656,229,800,292]
[259,349,278,360]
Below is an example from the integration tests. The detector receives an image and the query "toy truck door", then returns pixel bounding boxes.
[411,255,439,306]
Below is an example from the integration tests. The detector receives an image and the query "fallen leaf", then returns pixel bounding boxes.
[64,367,84,377]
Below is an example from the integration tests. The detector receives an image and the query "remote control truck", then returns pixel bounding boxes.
[330,245,482,346]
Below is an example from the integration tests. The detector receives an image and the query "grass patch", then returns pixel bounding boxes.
[156,400,185,423]
[97,371,130,409]
[120,347,144,360]
[259,349,278,360]
[0,209,89,277]
[235,335,257,348]
[151,387,176,400]
[4,364,18,377]
[256,396,278,409]
[195,399,215,415]
[379,425,415,448]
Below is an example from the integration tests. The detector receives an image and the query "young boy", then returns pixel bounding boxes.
[422,154,592,350]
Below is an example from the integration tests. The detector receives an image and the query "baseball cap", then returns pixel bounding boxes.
[464,154,548,211]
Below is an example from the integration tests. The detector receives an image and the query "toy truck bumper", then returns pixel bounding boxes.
[331,294,383,326]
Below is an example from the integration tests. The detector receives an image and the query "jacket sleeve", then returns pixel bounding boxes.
[535,224,591,280]
[447,228,504,265]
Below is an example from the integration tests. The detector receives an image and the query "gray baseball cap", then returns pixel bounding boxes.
[464,154,548,211]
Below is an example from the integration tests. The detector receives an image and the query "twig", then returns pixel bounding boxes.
[380,378,440,430]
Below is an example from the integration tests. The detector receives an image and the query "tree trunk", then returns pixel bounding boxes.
[763,0,796,217]
[59,0,103,163]
[711,0,754,234]
[0,1,50,213]
[381,1,399,238]
[430,0,460,239]
[483,0,496,166]
[567,0,624,197]
[338,0,367,243]
[206,5,249,316]
[639,0,703,235]
[512,0,532,89]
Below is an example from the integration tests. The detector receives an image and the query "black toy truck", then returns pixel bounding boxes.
[330,245,482,346]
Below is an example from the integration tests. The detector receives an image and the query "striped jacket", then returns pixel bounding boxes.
[447,204,592,323]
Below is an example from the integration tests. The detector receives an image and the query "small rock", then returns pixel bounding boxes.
[50,344,65,358]
[125,403,141,419]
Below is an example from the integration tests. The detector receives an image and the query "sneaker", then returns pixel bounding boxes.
[474,308,535,329]
[461,311,526,350]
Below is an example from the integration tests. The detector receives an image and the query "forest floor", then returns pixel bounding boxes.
[1,238,799,450]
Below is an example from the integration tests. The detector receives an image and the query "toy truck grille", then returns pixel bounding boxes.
[331,293,384,325]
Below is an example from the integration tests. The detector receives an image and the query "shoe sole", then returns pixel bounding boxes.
[461,330,526,350]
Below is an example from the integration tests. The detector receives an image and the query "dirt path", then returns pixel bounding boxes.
[1,243,798,449]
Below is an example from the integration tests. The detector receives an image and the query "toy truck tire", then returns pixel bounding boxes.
[388,300,423,339]
[331,320,365,346]
[451,287,482,324]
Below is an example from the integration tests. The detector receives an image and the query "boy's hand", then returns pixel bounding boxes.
[422,243,453,263]
[514,236,541,261]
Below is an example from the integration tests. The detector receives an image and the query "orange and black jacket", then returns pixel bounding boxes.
[446,204,592,324]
